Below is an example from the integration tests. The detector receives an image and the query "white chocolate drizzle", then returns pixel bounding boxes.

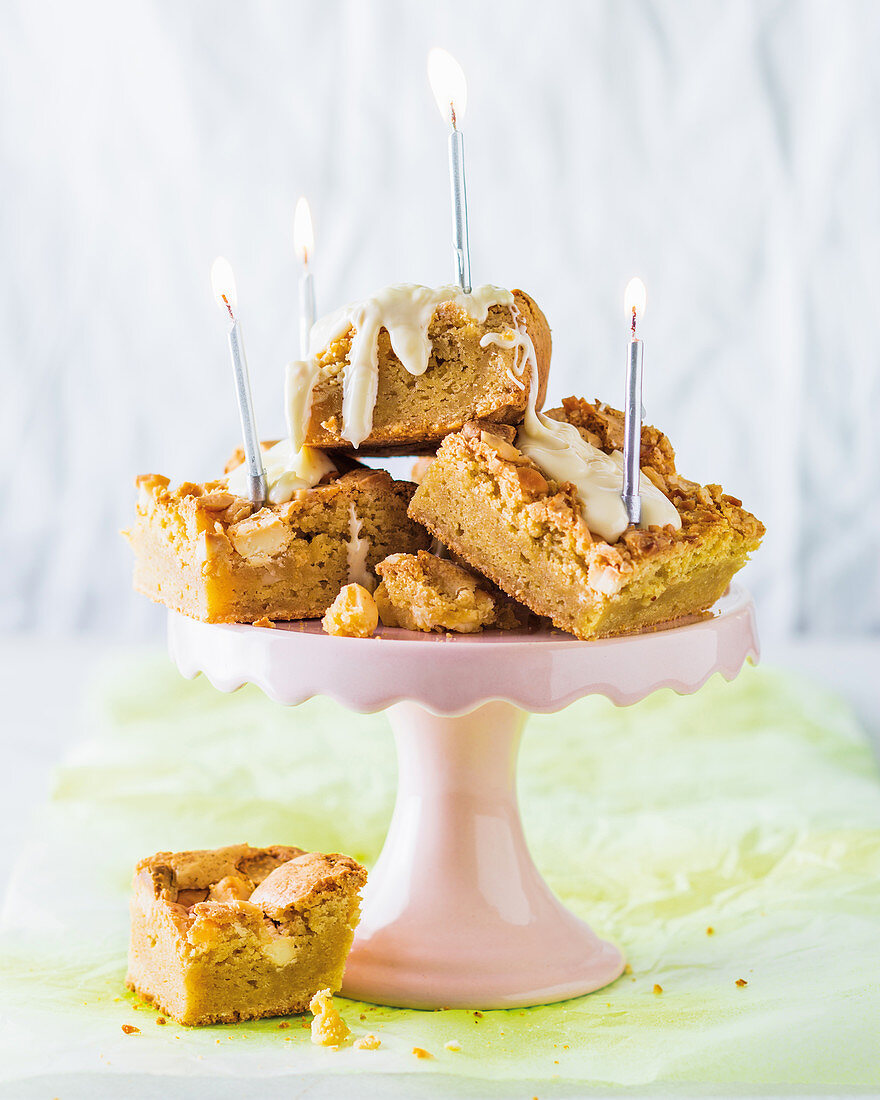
[227,359,336,505]
[226,440,336,505]
[302,283,515,448]
[286,357,323,452]
[481,309,681,544]
[480,329,527,390]
[345,503,374,590]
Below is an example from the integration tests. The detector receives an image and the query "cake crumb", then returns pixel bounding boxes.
[444,1040,462,1052]
[735,978,748,987]
[624,963,633,974]
[309,989,351,1047]
[412,1046,434,1059]
[706,926,715,935]
[359,1013,367,1020]
[474,1010,483,1018]
[653,984,663,995]
[253,616,276,628]
[277,1021,289,1029]
[322,584,379,638]
[353,1034,381,1050]
[156,1016,166,1026]
[121,1024,140,1035]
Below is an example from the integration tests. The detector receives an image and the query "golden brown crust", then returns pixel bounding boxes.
[514,290,551,412]
[549,396,677,477]
[249,854,368,918]
[136,844,306,901]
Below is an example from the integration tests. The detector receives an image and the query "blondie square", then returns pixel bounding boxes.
[408,401,765,640]
[126,844,367,1026]
[301,288,551,454]
[125,465,429,623]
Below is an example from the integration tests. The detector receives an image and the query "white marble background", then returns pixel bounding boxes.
[1,0,877,641]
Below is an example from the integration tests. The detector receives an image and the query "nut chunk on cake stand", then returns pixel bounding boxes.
[168,585,758,1010]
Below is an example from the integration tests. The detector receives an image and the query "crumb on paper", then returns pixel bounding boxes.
[309,988,351,1047]
[359,1013,367,1021]
[653,984,663,995]
[156,1016,166,1026]
[624,963,633,974]
[736,978,748,987]
[121,1024,140,1035]
[253,616,276,628]
[277,1021,289,1029]
[706,926,715,935]
[353,1034,381,1051]
[412,1046,434,1059]
[474,1010,483,1019]
[444,1040,462,1052]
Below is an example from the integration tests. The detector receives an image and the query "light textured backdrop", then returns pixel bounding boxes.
[1,0,878,640]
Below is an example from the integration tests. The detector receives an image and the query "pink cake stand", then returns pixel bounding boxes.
[168,584,758,1010]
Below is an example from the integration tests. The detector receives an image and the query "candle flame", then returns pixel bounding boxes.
[427,47,467,128]
[293,197,315,265]
[625,277,647,334]
[211,256,237,318]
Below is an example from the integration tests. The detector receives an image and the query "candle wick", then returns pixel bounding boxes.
[450,102,457,130]
[631,307,637,338]
[221,293,235,322]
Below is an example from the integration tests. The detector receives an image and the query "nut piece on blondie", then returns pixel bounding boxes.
[322,584,379,638]
[374,549,530,634]
[126,843,367,1026]
[408,400,765,640]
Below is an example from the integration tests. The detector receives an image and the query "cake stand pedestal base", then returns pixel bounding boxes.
[168,585,758,1011]
[341,701,623,1009]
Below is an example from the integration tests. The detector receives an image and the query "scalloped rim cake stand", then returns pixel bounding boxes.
[168,584,758,1010]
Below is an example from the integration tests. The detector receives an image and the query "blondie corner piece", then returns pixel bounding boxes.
[125,466,430,623]
[303,289,552,455]
[374,550,532,633]
[126,844,367,1026]
[408,402,765,640]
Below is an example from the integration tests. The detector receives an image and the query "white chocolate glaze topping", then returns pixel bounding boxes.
[226,439,335,505]
[482,308,681,543]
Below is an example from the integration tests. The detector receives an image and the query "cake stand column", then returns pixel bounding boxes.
[341,699,624,1009]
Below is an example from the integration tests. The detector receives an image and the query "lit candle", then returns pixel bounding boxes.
[294,196,316,359]
[210,256,268,507]
[621,277,647,526]
[427,47,471,293]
